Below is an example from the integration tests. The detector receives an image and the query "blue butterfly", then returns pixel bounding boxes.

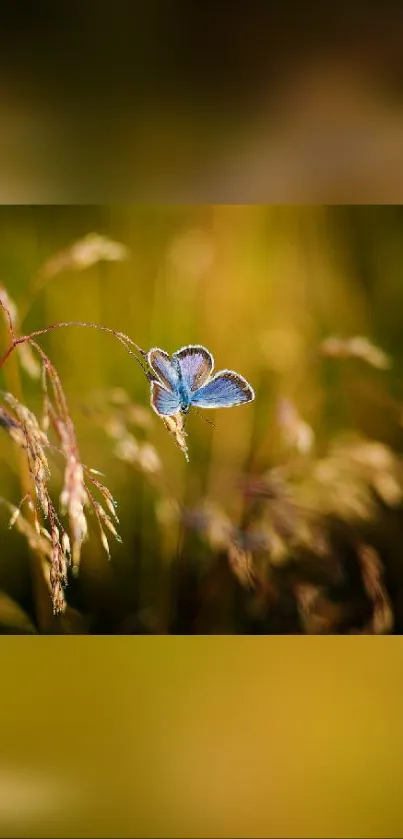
[147,344,255,417]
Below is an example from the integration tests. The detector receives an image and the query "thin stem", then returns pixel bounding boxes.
[0,319,151,379]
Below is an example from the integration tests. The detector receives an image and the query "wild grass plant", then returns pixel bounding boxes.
[0,207,402,634]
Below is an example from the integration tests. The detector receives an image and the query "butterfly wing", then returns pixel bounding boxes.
[147,348,179,391]
[173,345,214,392]
[191,370,255,409]
[150,381,181,416]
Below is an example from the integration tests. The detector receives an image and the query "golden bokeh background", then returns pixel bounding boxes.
[1,639,403,837]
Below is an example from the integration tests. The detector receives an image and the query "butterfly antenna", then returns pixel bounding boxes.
[124,345,153,381]
[193,407,216,428]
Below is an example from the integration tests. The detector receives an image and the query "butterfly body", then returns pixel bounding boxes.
[171,353,192,413]
[148,344,255,417]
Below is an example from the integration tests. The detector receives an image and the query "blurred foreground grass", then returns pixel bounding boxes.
[1,205,403,634]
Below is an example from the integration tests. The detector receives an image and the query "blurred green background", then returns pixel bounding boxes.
[1,205,403,635]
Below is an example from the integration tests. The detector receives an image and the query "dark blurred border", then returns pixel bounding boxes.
[1,2,403,201]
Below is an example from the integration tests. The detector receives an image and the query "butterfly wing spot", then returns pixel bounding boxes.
[148,348,179,391]
[150,381,181,416]
[191,370,255,409]
[173,345,214,392]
